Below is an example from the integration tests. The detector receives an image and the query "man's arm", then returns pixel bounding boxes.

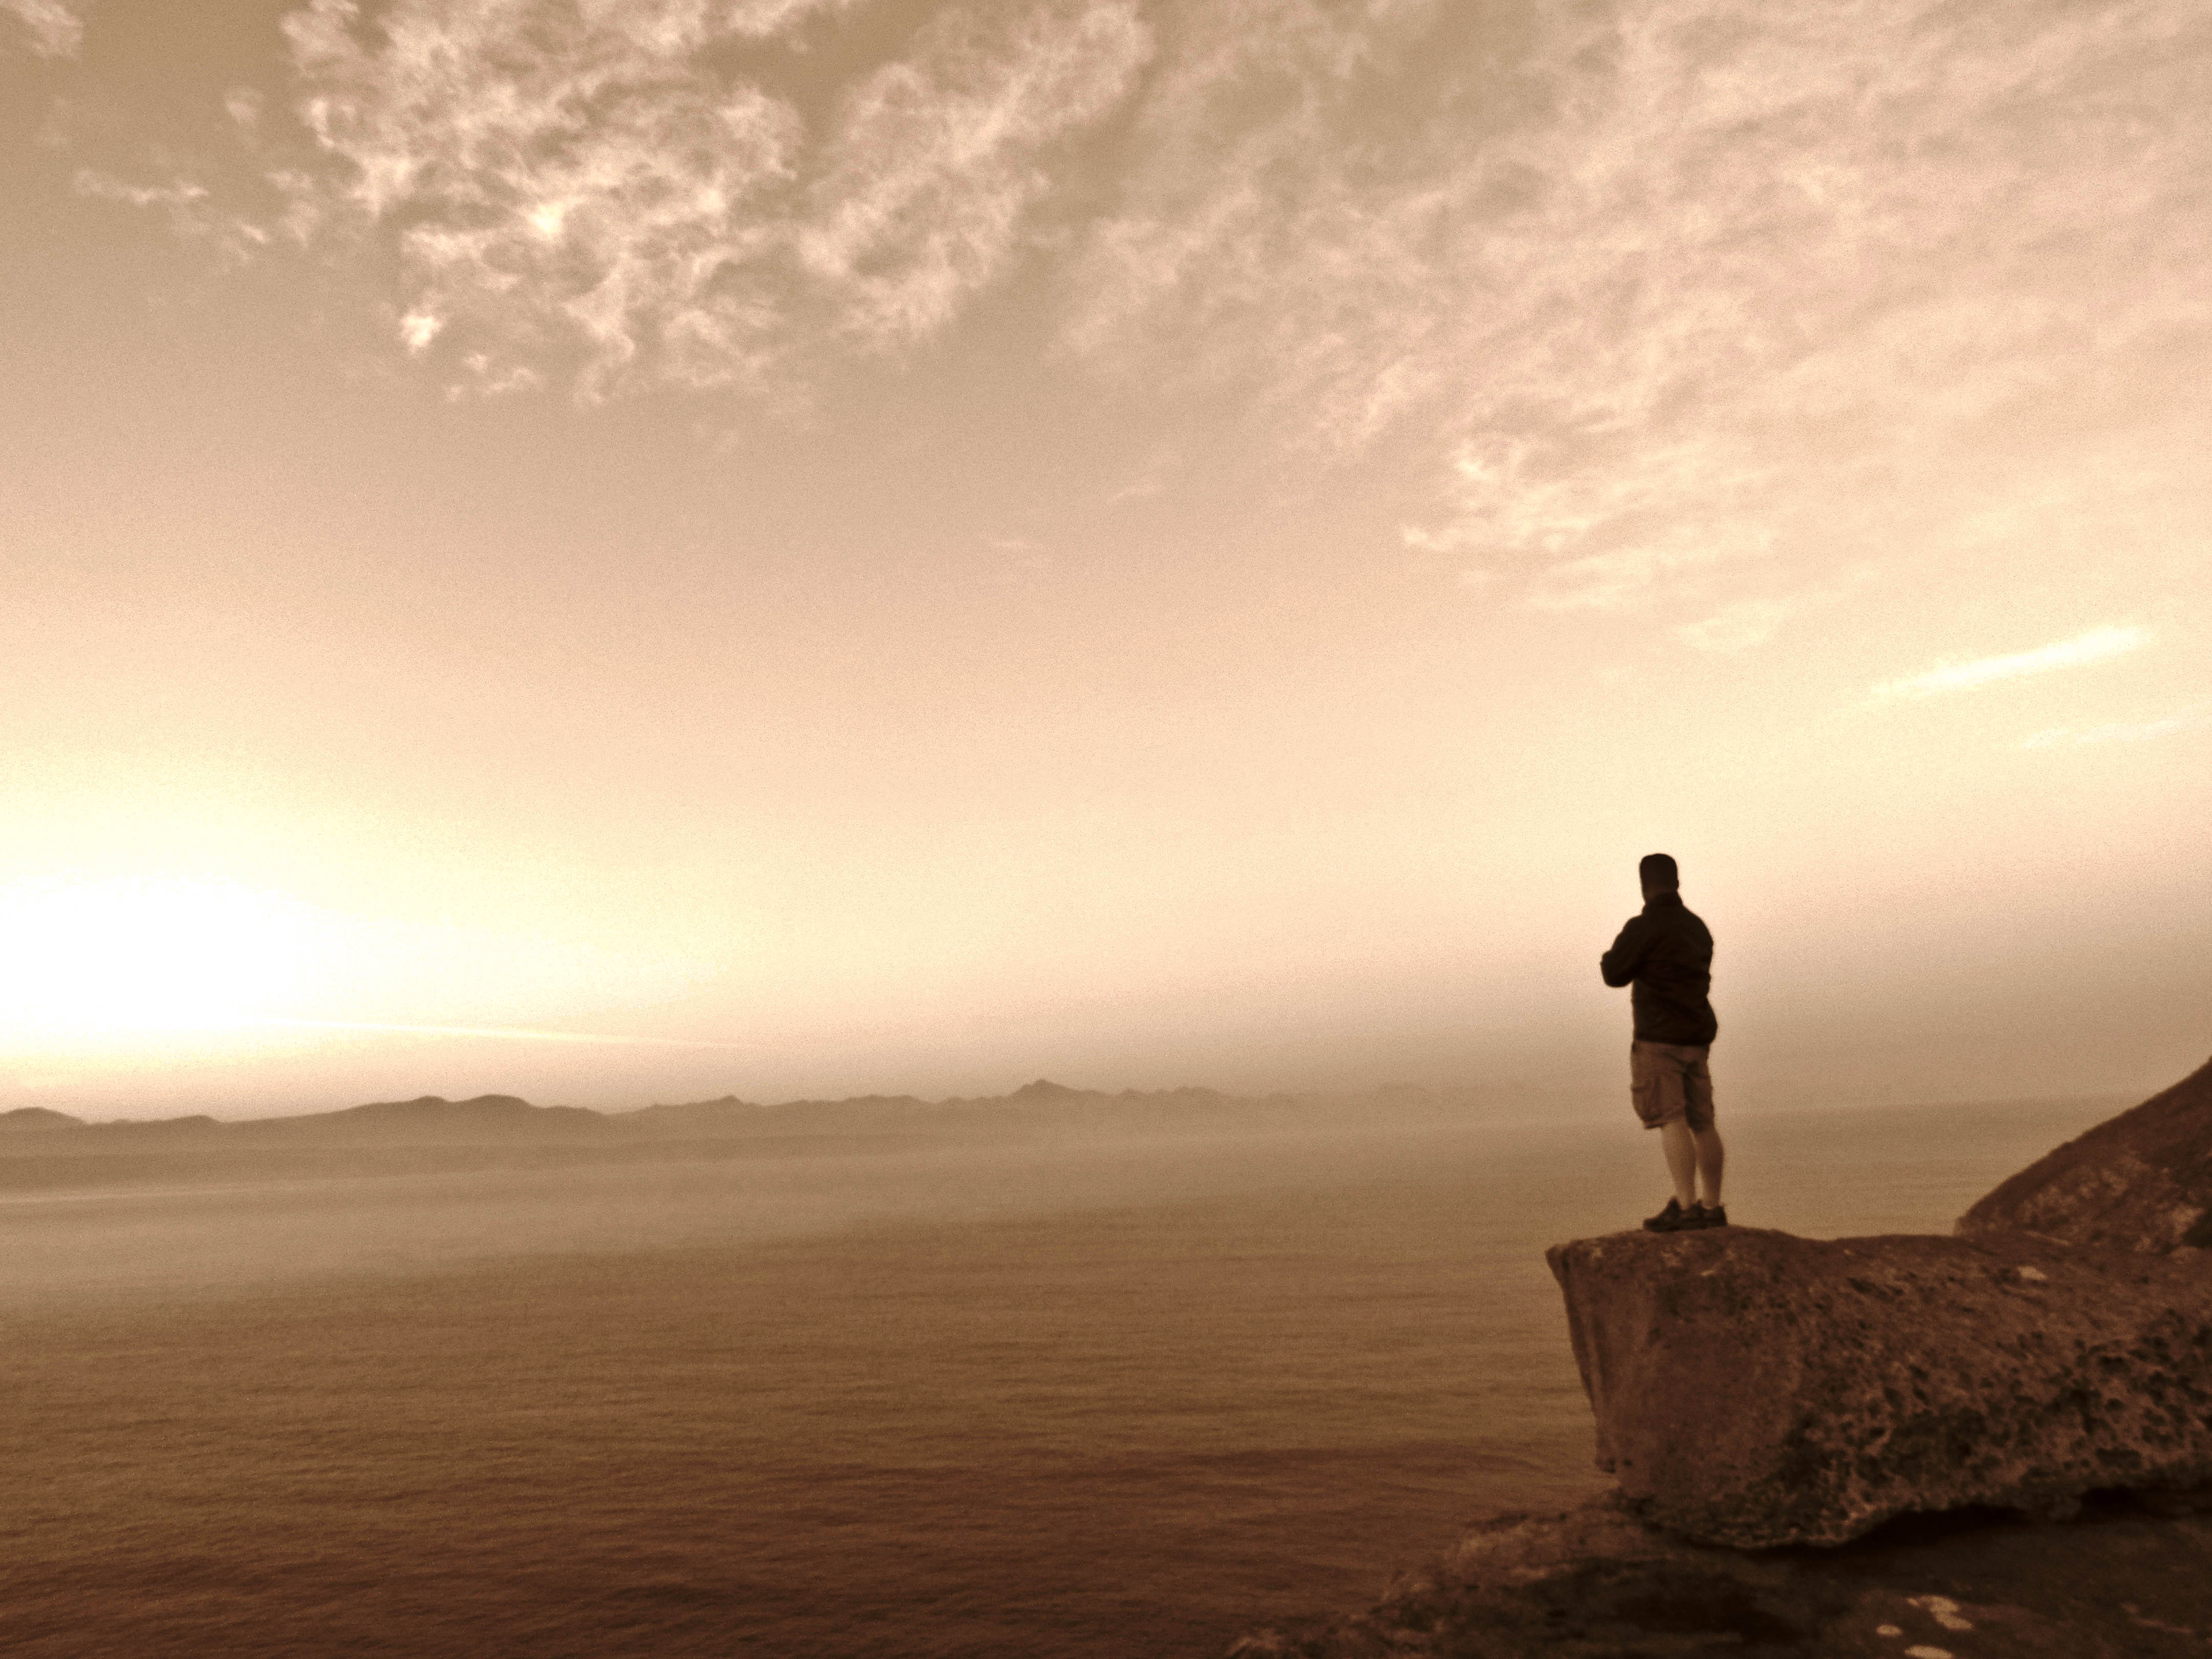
[1600,916,1647,988]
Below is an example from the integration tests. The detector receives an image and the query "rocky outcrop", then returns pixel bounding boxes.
[1227,1490,2212,1657]
[1544,1226,2212,1547]
[1534,1057,2212,1549]
[1960,1054,2212,1253]
[1230,1060,2212,1653]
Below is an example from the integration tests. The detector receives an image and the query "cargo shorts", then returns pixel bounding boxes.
[1630,1039,1714,1132]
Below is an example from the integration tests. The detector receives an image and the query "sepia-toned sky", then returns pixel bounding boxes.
[3,0,2207,1119]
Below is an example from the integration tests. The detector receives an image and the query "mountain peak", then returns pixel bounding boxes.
[1009,1078,1084,1101]
[0,1105,86,1131]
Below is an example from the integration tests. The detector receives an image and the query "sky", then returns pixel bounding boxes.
[2,0,2207,1120]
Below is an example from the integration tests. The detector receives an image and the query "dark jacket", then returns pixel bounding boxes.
[1601,891,1717,1046]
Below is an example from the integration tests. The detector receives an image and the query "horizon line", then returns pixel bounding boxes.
[251,1018,752,1050]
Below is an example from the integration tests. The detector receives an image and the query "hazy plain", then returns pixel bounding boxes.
[0,1091,2120,1657]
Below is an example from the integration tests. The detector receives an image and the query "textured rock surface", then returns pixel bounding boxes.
[1960,1054,2212,1253]
[1544,1226,2212,1547]
[1227,1491,2212,1657]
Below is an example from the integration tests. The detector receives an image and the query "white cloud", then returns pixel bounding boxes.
[800,2,1151,344]
[190,0,1147,398]
[73,167,274,260]
[73,169,208,210]
[2021,705,2212,748]
[2,0,82,57]
[1873,625,2152,703]
[1068,0,2212,617]
[1676,597,1803,655]
[52,0,2212,594]
[1103,442,1175,504]
[278,0,814,398]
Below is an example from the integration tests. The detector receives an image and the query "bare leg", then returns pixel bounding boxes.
[1659,1118,1698,1207]
[1692,1126,1725,1208]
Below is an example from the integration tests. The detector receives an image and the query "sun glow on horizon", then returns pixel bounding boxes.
[0,876,727,1075]
[256,1017,749,1049]
[0,876,322,1043]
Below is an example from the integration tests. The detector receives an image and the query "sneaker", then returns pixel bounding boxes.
[1643,1198,1699,1232]
[1696,1204,1729,1229]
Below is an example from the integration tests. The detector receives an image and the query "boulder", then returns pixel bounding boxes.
[1959,1055,2212,1253]
[1544,1226,2212,1547]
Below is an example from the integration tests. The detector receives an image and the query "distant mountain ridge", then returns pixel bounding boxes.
[0,1078,1480,1200]
[0,1078,1308,1145]
[0,1107,84,1132]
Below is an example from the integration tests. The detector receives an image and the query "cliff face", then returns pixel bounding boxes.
[1546,1227,2212,1547]
[1959,1055,2212,1253]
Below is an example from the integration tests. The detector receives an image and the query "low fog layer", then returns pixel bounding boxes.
[0,1078,2128,1309]
[0,1087,1542,1305]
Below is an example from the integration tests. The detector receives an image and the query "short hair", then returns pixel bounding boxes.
[1639,853,1679,890]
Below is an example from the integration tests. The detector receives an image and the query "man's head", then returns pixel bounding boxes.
[1639,853,1679,899]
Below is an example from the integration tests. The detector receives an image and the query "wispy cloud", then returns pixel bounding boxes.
[1871,625,2152,703]
[1,0,82,57]
[276,0,817,398]
[1066,0,2212,615]
[1677,595,1811,655]
[2021,705,2212,748]
[800,2,1150,344]
[199,0,1146,398]
[71,167,279,262]
[72,169,210,211]
[49,0,2212,608]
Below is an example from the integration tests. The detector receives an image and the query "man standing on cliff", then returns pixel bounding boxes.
[1601,853,1725,1232]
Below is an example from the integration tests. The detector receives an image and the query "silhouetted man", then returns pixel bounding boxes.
[1600,853,1725,1232]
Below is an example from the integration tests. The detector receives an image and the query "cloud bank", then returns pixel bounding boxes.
[56,0,2212,633]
